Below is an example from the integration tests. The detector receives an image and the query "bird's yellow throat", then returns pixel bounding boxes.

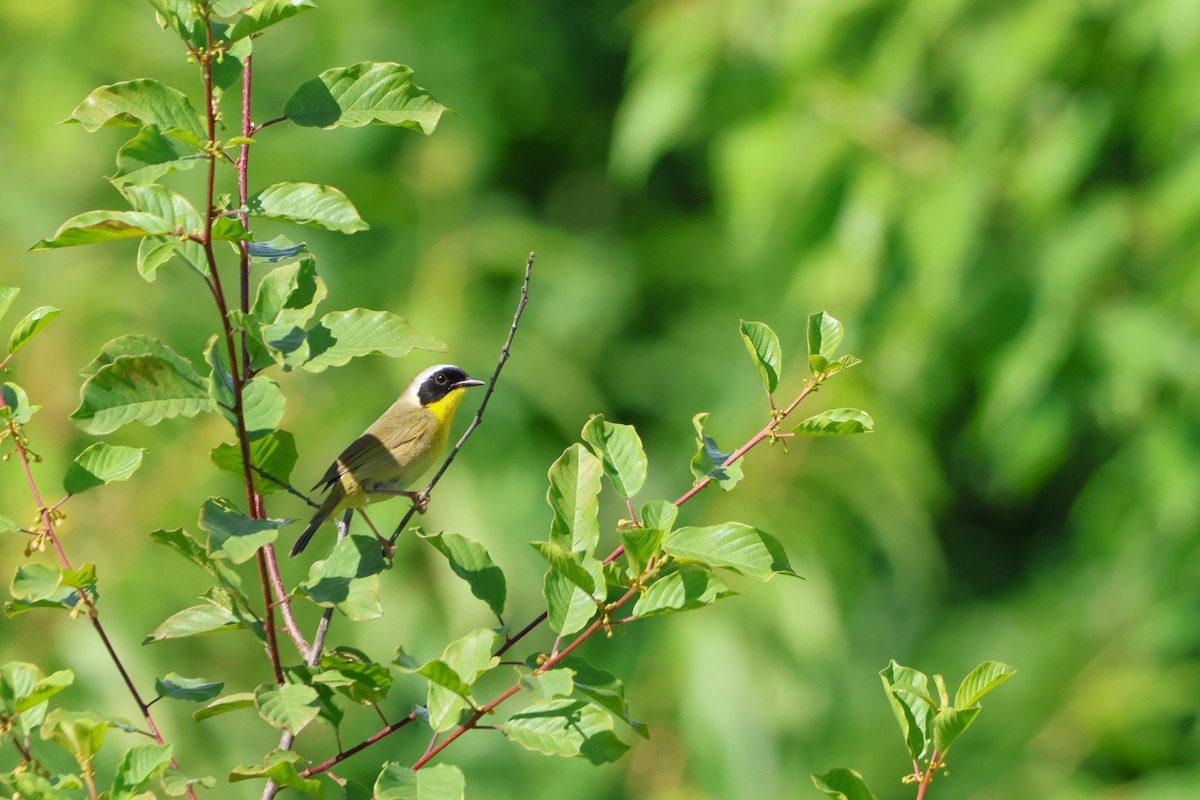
[426,386,471,424]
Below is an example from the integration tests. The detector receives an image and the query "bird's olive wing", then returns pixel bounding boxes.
[316,409,439,488]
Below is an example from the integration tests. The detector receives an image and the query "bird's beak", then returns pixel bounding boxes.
[454,378,486,389]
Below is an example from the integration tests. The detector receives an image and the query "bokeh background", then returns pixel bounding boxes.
[3,0,1200,797]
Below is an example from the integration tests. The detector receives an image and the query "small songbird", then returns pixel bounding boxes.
[289,364,485,556]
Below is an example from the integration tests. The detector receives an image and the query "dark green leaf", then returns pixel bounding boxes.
[423,531,506,615]
[631,567,734,618]
[793,408,874,436]
[302,309,446,371]
[8,306,61,354]
[229,750,322,798]
[739,319,782,394]
[807,311,844,362]
[210,430,299,497]
[228,0,317,41]
[374,763,464,800]
[246,182,367,234]
[284,62,448,132]
[67,79,206,144]
[72,351,212,435]
[317,647,393,705]
[192,692,256,722]
[561,657,648,739]
[63,443,146,495]
[810,768,878,800]
[955,661,1017,709]
[0,382,40,423]
[546,443,602,550]
[300,534,387,621]
[112,126,202,185]
[664,523,797,581]
[580,414,647,498]
[155,673,224,703]
[200,497,286,564]
[111,742,173,799]
[503,699,629,764]
[689,412,743,490]
[254,683,320,734]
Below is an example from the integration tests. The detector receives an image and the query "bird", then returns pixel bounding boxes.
[289,364,485,556]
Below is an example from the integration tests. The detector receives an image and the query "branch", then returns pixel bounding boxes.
[386,251,535,547]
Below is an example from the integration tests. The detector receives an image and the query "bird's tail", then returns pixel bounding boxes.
[290,485,344,557]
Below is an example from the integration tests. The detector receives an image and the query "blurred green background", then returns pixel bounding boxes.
[3,0,1199,797]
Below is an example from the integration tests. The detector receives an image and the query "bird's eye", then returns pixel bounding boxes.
[436,373,448,384]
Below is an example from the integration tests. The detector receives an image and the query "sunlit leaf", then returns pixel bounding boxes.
[580,414,647,498]
[503,698,629,764]
[143,603,244,644]
[811,768,878,800]
[8,306,61,354]
[254,683,320,734]
[793,408,875,436]
[807,311,843,362]
[689,412,743,490]
[29,210,173,251]
[72,349,212,435]
[199,497,286,564]
[228,0,317,41]
[375,762,464,800]
[111,742,173,799]
[933,705,981,756]
[955,661,1017,709]
[739,319,782,394]
[423,531,506,616]
[66,79,206,144]
[302,309,446,371]
[210,430,299,497]
[664,523,797,580]
[155,673,224,703]
[0,288,19,323]
[229,749,322,797]
[560,657,648,739]
[300,533,387,621]
[192,692,255,722]
[63,443,146,495]
[631,567,733,618]
[0,382,40,423]
[880,660,935,761]
[246,181,368,234]
[112,125,202,185]
[285,62,448,132]
[546,443,602,551]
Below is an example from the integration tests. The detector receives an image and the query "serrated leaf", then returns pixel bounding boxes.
[111,742,173,799]
[284,62,448,132]
[301,309,445,371]
[192,692,256,722]
[63,443,146,495]
[143,604,244,644]
[374,763,464,800]
[793,408,875,436]
[30,210,172,251]
[811,768,878,800]
[955,661,1017,709]
[210,430,299,497]
[71,351,212,435]
[155,673,224,703]
[200,497,286,564]
[246,182,367,234]
[229,749,322,798]
[8,306,61,354]
[503,699,629,764]
[546,443,602,550]
[689,412,743,490]
[933,705,981,756]
[300,534,386,620]
[807,311,843,361]
[254,683,320,734]
[561,657,648,739]
[664,523,797,581]
[580,415,647,498]
[739,319,782,394]
[631,567,733,618]
[423,531,506,616]
[67,79,206,144]
[880,660,935,761]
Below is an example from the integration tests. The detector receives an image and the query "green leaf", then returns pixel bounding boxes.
[254,683,320,734]
[810,768,878,800]
[160,767,217,796]
[252,256,325,329]
[155,673,224,703]
[228,0,317,40]
[532,540,599,596]
[317,647,393,705]
[29,210,173,251]
[619,526,665,577]
[136,239,182,281]
[689,412,743,490]
[63,443,146,495]
[503,699,629,764]
[0,662,75,714]
[72,351,213,435]
[521,668,575,703]
[546,443,603,551]
[111,742,173,800]
[639,500,677,532]
[540,544,605,635]
[0,287,19,323]
[631,567,733,618]
[229,750,322,798]
[143,603,244,644]
[41,709,110,765]
[80,334,187,377]
[67,79,205,144]
[561,657,648,739]
[10,563,64,602]
[192,692,256,722]
[210,430,299,497]
[0,382,40,423]
[284,62,448,132]
[8,306,61,354]
[807,311,844,363]
[428,629,501,732]
[933,705,981,756]
[375,763,464,800]
[4,565,93,616]
[237,375,286,439]
[793,408,875,436]
[246,182,368,234]
[200,497,286,564]
[300,534,387,621]
[150,528,246,596]
[423,531,506,616]
[739,320,782,394]
[302,309,446,371]
[664,523,797,581]
[113,126,202,186]
[880,660,935,761]
[580,415,647,498]
[955,661,1017,709]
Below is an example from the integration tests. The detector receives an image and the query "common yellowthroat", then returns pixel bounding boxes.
[289,364,485,556]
